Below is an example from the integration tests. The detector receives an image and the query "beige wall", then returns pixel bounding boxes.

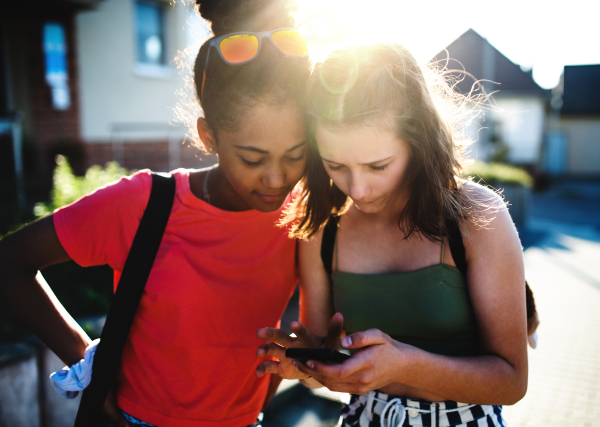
[464,95,546,165]
[561,118,600,174]
[493,96,546,164]
[76,0,207,143]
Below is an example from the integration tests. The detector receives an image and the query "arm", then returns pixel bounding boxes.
[298,230,336,336]
[255,230,343,387]
[295,185,528,405]
[0,216,91,365]
[0,216,131,427]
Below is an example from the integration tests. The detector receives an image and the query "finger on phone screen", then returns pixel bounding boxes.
[290,321,314,342]
[326,313,344,347]
[256,327,295,347]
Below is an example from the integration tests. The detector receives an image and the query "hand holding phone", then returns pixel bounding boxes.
[285,348,350,365]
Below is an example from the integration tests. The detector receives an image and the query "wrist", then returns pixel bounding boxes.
[392,341,423,384]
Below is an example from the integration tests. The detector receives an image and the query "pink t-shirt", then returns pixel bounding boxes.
[53,169,298,427]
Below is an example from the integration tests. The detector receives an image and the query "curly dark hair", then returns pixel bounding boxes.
[193,0,310,132]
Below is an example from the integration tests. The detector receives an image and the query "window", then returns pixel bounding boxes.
[135,1,166,66]
[43,23,70,110]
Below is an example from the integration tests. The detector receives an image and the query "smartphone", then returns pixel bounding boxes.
[285,348,350,365]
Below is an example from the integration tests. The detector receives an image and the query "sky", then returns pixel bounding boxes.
[185,0,599,90]
[294,0,600,89]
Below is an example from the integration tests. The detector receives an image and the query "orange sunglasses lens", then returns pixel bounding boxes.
[219,34,259,63]
[271,30,309,56]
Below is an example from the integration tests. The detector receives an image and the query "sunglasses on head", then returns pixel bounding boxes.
[201,28,309,98]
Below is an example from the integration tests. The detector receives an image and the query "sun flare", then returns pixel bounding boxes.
[297,0,461,64]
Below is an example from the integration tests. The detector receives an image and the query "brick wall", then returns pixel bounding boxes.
[85,140,217,172]
[29,12,81,178]
[8,8,82,196]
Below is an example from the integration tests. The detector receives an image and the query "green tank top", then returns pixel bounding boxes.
[332,239,480,357]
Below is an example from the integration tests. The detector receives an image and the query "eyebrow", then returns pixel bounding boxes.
[320,155,394,166]
[233,141,307,155]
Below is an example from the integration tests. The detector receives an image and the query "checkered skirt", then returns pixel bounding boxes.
[341,390,504,427]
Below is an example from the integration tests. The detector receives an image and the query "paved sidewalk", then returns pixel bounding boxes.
[502,218,600,427]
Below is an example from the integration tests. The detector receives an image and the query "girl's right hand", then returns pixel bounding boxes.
[255,312,344,380]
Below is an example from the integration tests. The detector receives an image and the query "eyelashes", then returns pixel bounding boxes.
[326,164,344,171]
[287,153,306,163]
[326,163,389,172]
[242,159,264,166]
[241,153,306,167]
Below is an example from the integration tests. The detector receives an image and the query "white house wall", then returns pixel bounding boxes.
[561,118,600,175]
[492,97,545,164]
[463,96,546,165]
[76,0,206,142]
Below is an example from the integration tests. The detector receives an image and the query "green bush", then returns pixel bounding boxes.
[464,161,533,188]
[1,158,131,342]
[34,155,131,217]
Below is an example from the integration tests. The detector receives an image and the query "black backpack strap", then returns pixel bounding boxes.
[75,173,176,427]
[446,216,537,322]
[446,218,468,278]
[320,215,340,278]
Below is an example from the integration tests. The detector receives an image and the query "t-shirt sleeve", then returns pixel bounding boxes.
[53,170,152,269]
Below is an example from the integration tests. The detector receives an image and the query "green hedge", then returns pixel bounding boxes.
[34,155,131,218]
[1,158,131,342]
[464,161,533,188]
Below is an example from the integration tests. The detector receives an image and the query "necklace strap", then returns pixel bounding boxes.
[203,168,211,204]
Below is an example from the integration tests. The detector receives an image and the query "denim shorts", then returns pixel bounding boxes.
[106,410,156,427]
[110,409,263,427]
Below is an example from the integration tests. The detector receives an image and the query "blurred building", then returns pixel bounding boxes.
[432,29,550,167]
[554,64,600,177]
[1,0,207,204]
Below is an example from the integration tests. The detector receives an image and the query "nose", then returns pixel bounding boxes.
[348,172,370,201]
[262,163,287,189]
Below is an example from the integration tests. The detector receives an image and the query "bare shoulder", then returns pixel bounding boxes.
[457,180,521,261]
[460,181,521,256]
[459,180,508,217]
[458,180,512,234]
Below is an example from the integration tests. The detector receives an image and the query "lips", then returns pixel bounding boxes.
[256,192,287,203]
[356,198,377,205]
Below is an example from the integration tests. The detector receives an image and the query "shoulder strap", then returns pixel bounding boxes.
[320,215,340,278]
[446,217,468,278]
[75,173,176,427]
[445,216,537,323]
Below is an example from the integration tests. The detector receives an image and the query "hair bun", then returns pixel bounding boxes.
[196,0,297,36]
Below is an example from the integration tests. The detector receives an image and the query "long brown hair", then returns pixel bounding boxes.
[284,43,474,240]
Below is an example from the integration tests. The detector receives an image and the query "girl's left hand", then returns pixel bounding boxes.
[292,328,417,395]
[255,313,344,380]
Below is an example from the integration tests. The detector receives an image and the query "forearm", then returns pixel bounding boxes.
[398,347,527,405]
[299,376,324,389]
[1,269,91,366]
